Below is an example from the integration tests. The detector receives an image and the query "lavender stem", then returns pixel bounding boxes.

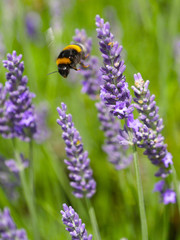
[85,198,101,240]
[172,165,180,213]
[12,140,39,240]
[162,206,169,240]
[29,140,34,195]
[133,143,148,240]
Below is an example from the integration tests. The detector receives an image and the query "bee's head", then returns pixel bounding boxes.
[58,64,70,78]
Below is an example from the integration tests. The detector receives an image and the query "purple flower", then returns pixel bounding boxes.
[61,203,92,240]
[95,15,133,119]
[132,73,176,203]
[80,56,102,99]
[154,180,176,204]
[154,180,165,192]
[0,155,20,199]
[127,114,143,133]
[25,11,41,39]
[162,189,176,204]
[57,103,96,198]
[73,29,102,99]
[0,208,28,239]
[5,154,29,173]
[96,100,132,170]
[34,102,51,143]
[2,51,37,141]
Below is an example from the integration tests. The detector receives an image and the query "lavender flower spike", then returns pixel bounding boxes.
[61,204,92,240]
[96,100,132,170]
[2,51,37,141]
[96,15,133,119]
[57,103,96,198]
[132,73,176,204]
[73,29,102,99]
[0,207,28,239]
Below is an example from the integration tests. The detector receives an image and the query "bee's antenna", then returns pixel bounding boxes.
[47,71,58,75]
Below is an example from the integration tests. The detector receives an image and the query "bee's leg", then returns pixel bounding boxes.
[82,53,89,60]
[73,67,81,71]
[70,65,80,71]
[69,63,80,71]
[80,62,89,68]
[84,53,89,59]
[108,42,114,46]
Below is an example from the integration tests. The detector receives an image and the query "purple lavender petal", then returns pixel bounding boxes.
[162,189,176,204]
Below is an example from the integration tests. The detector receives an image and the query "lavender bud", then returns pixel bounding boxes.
[0,208,28,239]
[2,51,37,141]
[61,204,92,240]
[95,15,133,119]
[132,73,176,204]
[57,103,96,198]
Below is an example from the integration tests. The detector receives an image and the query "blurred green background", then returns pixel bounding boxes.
[0,0,180,239]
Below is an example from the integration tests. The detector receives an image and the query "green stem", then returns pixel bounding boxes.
[85,198,101,240]
[29,140,34,195]
[162,206,169,240]
[172,165,180,213]
[12,140,39,240]
[133,144,148,240]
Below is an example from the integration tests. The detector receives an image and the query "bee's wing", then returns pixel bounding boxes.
[46,28,55,48]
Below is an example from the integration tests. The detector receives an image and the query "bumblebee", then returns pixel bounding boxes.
[56,43,88,78]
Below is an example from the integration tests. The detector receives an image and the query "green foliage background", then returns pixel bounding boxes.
[0,0,180,239]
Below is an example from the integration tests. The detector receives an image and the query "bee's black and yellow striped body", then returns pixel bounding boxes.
[56,44,86,78]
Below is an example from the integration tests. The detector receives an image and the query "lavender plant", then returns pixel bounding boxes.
[61,204,92,240]
[95,15,133,119]
[57,102,96,198]
[73,29,132,171]
[95,14,176,205]
[1,51,40,239]
[2,51,37,141]
[0,207,28,240]
[132,73,176,204]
